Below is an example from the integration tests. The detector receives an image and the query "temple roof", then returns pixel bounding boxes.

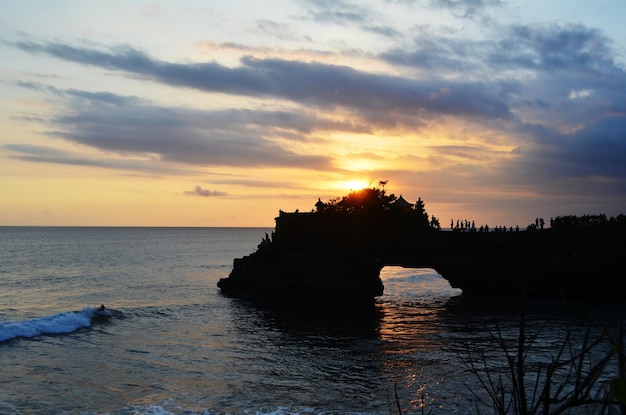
[392,195,413,208]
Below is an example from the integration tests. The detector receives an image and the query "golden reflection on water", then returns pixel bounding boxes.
[377,267,465,412]
[378,266,461,345]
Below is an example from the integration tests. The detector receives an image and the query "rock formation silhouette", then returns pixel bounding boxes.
[218,187,626,302]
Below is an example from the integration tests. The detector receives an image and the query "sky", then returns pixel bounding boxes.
[1,0,626,227]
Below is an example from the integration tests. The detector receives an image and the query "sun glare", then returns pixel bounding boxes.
[339,179,370,192]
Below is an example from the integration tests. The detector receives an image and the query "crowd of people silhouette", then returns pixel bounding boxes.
[450,218,546,232]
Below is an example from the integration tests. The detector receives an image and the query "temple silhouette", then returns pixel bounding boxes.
[218,186,626,301]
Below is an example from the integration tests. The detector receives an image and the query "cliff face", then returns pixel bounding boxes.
[217,210,388,301]
[217,191,626,302]
[218,250,384,301]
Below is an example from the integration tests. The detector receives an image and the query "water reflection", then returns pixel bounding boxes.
[223,267,624,414]
[378,267,461,349]
[225,297,391,413]
[231,297,384,338]
[222,267,471,413]
[376,267,474,413]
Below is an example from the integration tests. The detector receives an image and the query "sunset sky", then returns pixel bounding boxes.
[2,0,626,227]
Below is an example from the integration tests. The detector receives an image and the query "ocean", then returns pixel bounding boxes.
[0,227,623,415]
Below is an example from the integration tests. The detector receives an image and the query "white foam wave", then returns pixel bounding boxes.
[0,307,96,342]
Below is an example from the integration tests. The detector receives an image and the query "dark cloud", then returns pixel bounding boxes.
[11,40,512,120]
[49,104,332,169]
[63,88,141,105]
[183,185,228,197]
[502,113,626,203]
[383,22,619,81]
[378,20,626,205]
[489,24,617,74]
[6,84,339,171]
[17,79,363,136]
[362,24,401,38]
[239,56,511,119]
[15,80,141,105]
[381,33,478,72]
[6,143,68,159]
[518,118,626,180]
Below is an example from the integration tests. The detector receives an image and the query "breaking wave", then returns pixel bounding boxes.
[0,307,105,342]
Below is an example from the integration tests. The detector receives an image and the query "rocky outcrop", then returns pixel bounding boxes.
[217,250,383,301]
[217,190,626,302]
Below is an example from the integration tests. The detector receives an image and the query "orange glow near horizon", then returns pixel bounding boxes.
[334,179,372,192]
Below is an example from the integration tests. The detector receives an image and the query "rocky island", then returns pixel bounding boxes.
[218,186,626,301]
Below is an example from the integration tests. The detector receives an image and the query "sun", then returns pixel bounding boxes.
[341,179,370,192]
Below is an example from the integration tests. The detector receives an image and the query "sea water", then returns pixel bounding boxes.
[0,227,622,415]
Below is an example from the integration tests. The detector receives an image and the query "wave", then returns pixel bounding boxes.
[0,306,106,342]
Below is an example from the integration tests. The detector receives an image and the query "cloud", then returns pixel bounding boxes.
[377,20,626,205]
[15,80,141,105]
[7,17,626,217]
[489,24,617,74]
[428,0,503,18]
[48,102,333,169]
[381,32,479,73]
[6,83,339,172]
[184,185,228,197]
[301,0,369,25]
[382,22,619,82]
[519,118,626,180]
[427,144,506,161]
[4,143,195,176]
[380,21,626,132]
[11,39,512,121]
[255,20,308,41]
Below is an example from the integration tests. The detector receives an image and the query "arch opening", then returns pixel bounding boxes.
[379,266,462,300]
